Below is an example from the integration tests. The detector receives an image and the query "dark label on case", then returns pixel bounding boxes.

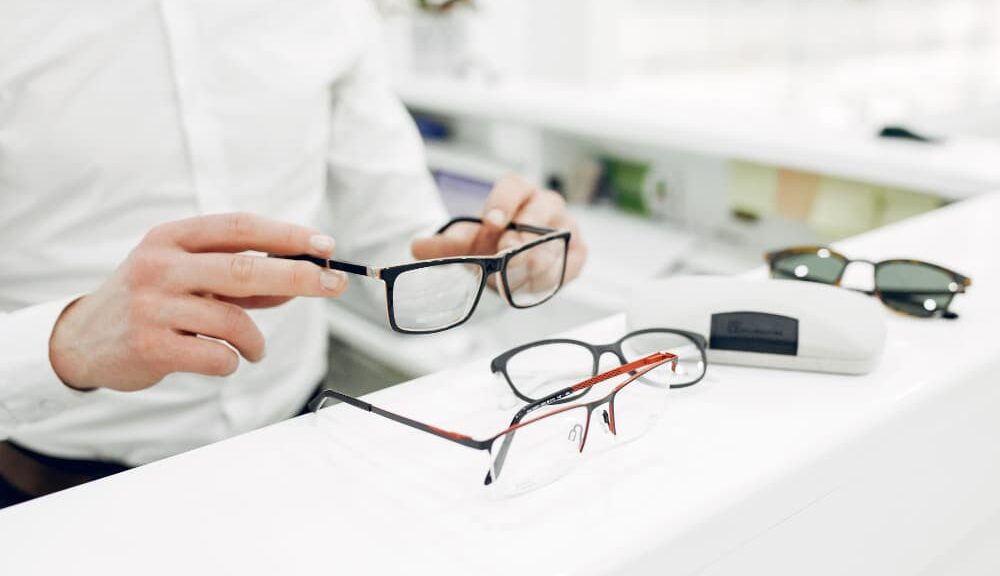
[710,312,798,355]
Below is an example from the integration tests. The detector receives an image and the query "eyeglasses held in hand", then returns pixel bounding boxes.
[491,328,707,405]
[309,351,678,496]
[274,217,570,334]
[765,246,972,319]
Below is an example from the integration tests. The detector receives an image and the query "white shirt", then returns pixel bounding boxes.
[0,0,447,465]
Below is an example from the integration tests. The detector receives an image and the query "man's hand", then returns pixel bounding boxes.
[49,213,347,392]
[411,174,587,285]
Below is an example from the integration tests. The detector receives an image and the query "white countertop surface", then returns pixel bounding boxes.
[1,193,998,575]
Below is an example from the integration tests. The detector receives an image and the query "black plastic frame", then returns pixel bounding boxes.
[274,216,570,334]
[490,328,708,405]
[765,246,973,319]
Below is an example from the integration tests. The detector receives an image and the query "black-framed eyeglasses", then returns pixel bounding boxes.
[766,246,972,319]
[274,216,571,334]
[491,328,708,405]
[309,351,678,496]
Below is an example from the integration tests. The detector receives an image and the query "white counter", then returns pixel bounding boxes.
[0,193,997,575]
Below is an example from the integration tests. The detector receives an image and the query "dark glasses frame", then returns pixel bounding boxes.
[491,328,708,405]
[275,216,571,334]
[308,351,676,486]
[765,246,972,319]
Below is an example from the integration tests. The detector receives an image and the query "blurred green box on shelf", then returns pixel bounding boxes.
[729,160,945,242]
[604,157,650,215]
[600,157,674,218]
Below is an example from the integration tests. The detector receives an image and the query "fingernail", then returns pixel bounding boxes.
[485,208,507,228]
[320,270,346,291]
[310,234,335,255]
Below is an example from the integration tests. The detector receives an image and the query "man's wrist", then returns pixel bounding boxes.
[48,297,95,392]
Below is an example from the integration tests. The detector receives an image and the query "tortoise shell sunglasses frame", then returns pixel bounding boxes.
[765,245,972,319]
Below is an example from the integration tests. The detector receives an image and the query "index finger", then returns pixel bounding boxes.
[178,253,349,298]
[474,175,538,254]
[153,213,335,257]
[482,174,536,226]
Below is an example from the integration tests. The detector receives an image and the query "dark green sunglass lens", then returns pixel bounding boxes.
[771,250,846,284]
[875,262,957,317]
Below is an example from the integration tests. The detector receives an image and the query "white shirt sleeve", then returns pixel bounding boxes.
[323,29,448,269]
[0,297,89,438]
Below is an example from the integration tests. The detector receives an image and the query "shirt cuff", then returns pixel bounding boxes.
[0,297,90,430]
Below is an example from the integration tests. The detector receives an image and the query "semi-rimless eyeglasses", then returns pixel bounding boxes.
[309,351,678,496]
[274,216,571,334]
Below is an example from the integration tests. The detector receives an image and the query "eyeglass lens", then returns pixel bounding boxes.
[503,236,568,307]
[487,359,674,496]
[487,405,588,495]
[770,249,847,284]
[390,234,567,332]
[607,362,672,443]
[503,343,596,400]
[620,332,704,387]
[875,261,957,317]
[391,263,484,332]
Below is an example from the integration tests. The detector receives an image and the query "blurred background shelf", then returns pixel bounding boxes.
[398,75,1000,199]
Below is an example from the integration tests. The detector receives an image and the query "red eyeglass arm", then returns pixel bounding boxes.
[505,351,677,429]
[569,351,676,393]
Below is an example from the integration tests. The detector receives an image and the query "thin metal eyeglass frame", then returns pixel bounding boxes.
[765,245,972,319]
[274,216,570,334]
[307,351,677,486]
[490,328,708,405]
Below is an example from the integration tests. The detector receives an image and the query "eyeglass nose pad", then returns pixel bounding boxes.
[601,409,613,435]
[567,422,583,448]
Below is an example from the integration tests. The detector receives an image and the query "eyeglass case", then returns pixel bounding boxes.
[626,276,887,375]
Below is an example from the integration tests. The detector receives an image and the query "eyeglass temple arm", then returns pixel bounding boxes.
[308,390,484,449]
[866,288,969,296]
[436,216,556,236]
[268,254,374,278]
[485,352,675,485]
[508,351,675,428]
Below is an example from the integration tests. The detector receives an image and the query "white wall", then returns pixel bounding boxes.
[381,0,1000,126]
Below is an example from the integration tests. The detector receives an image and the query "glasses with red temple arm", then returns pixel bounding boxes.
[308,351,679,495]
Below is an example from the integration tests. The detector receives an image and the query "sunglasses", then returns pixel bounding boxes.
[765,246,972,319]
